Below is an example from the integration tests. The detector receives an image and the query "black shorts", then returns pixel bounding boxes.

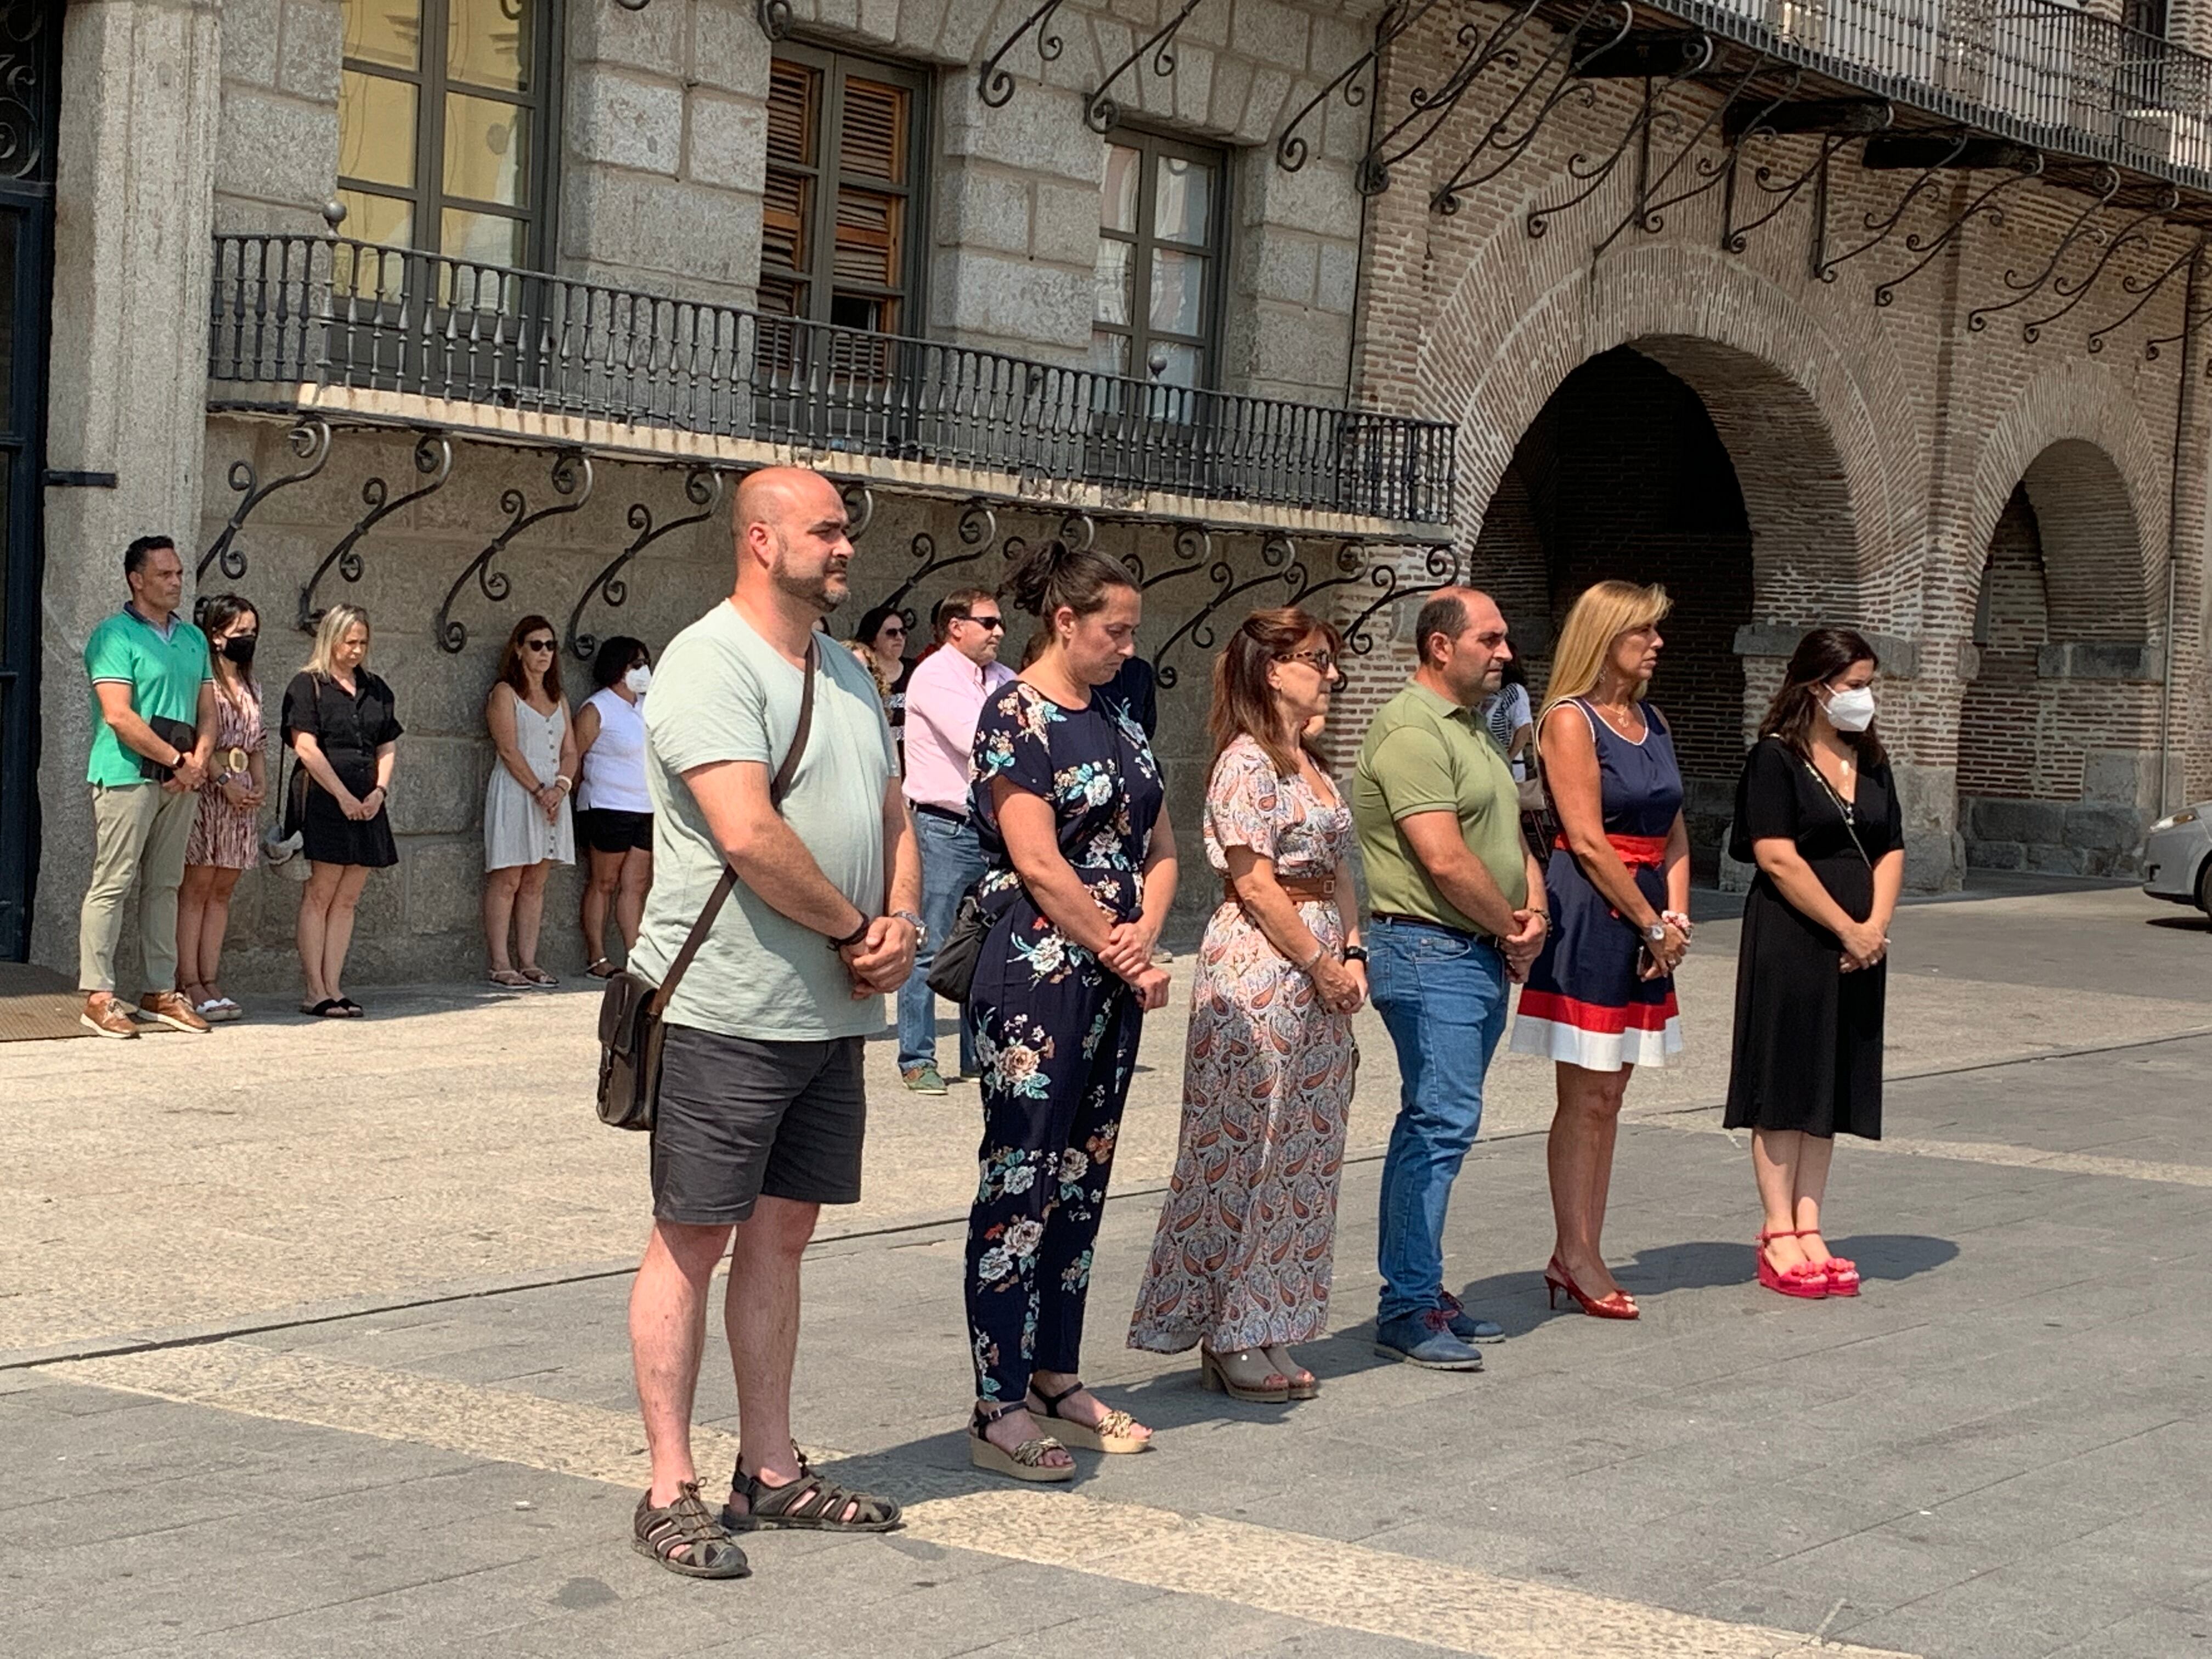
[577,807,652,854]
[649,1026,868,1226]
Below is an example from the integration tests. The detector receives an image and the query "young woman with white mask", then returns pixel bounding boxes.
[1723,628,1905,1300]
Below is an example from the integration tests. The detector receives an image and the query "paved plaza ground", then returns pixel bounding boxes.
[2,881,2209,1657]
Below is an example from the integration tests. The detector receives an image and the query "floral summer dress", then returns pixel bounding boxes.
[962,680,1164,1407]
[185,680,266,871]
[1128,736,1357,1355]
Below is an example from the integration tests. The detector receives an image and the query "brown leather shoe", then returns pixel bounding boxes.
[80,992,139,1039]
[137,989,211,1034]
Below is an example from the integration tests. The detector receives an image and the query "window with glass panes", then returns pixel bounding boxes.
[761,47,926,332]
[338,0,553,269]
[1092,133,1223,390]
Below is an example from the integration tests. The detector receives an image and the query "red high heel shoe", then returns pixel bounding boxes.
[1790,1230,1860,1296]
[1756,1231,1830,1300]
[1544,1256,1639,1320]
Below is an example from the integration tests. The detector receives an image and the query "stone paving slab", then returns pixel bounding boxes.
[9,1028,2211,1658]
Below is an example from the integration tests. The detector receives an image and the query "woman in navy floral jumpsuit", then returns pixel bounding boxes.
[963,541,1178,1481]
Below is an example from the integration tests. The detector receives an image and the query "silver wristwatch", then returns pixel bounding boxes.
[1645,920,1668,945]
[893,909,928,949]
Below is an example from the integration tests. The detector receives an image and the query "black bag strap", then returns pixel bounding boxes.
[650,636,820,1017]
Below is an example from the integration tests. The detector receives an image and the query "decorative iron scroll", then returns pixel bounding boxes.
[1339,546,1463,677]
[1358,0,1548,199]
[1432,0,1635,216]
[2018,187,2177,347]
[1121,524,1212,589]
[1058,511,1098,552]
[1592,58,1792,259]
[0,0,53,183]
[435,451,594,654]
[1813,128,1976,283]
[1150,534,1301,690]
[567,467,723,662]
[2094,231,2206,357]
[979,0,1067,107]
[872,502,1002,628]
[1965,167,2121,336]
[1526,33,1717,240]
[1087,0,1212,133]
[1870,154,2045,308]
[842,482,876,540]
[198,420,332,582]
[2136,235,2212,362]
[297,433,453,633]
[1723,131,1851,257]
[1278,0,1453,176]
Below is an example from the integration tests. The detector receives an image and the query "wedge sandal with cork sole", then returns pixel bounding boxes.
[1197,1346,1290,1404]
[1028,1379,1153,1453]
[969,1402,1073,1482]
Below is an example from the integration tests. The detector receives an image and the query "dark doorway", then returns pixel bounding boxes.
[0,0,59,958]
[1470,346,1755,874]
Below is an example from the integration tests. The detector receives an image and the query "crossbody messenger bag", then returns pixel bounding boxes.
[595,639,819,1131]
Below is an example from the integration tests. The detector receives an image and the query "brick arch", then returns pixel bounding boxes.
[1419,238,1912,631]
[1957,360,2165,645]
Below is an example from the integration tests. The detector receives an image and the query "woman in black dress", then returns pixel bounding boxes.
[283,603,402,1017]
[1724,628,1904,1300]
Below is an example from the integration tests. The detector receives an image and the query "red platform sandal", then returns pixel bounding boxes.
[1756,1231,1830,1300]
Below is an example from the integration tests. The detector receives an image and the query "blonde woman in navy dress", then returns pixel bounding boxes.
[1510,581,1690,1320]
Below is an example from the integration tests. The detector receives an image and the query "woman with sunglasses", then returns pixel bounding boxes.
[849,604,912,771]
[178,593,266,1023]
[482,615,577,989]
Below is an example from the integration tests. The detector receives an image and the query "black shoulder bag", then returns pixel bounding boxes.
[595,640,818,1130]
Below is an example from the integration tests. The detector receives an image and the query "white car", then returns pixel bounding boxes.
[2141,802,2212,913]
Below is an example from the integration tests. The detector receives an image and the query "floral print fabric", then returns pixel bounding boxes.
[963,681,1164,1405]
[1128,736,1358,1355]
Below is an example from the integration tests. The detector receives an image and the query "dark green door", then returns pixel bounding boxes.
[0,0,59,959]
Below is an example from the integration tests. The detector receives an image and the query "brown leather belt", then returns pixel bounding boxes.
[1222,874,1338,906]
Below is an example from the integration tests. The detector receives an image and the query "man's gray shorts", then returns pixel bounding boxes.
[650,1026,868,1226]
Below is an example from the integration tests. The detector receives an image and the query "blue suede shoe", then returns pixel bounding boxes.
[1440,1290,1504,1343]
[1374,1309,1485,1371]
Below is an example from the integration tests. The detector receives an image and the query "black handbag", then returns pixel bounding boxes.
[596,640,817,1131]
[135,715,200,783]
[925,883,989,1002]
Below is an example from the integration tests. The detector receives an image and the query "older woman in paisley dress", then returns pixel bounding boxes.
[962,540,1178,1483]
[1129,608,1364,1403]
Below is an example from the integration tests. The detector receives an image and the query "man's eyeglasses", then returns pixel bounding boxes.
[1279,648,1338,672]
[955,613,1007,632]
[523,638,557,653]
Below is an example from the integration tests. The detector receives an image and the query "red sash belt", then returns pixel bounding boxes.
[1554,831,1669,870]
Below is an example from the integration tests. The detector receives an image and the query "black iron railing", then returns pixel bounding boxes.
[207,233,1457,526]
[1659,0,2212,185]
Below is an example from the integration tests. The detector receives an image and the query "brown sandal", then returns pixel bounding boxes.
[632,1481,750,1579]
[720,1445,901,1533]
[968,1402,1073,1483]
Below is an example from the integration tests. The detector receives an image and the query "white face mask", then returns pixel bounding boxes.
[1824,683,1876,732]
[624,665,653,696]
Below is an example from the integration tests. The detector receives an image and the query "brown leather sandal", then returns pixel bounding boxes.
[721,1445,902,1533]
[633,1481,750,1579]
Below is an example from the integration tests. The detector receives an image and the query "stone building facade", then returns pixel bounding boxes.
[7,0,2209,985]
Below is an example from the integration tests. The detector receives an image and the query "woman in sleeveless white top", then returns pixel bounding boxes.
[572,635,656,977]
[483,616,577,988]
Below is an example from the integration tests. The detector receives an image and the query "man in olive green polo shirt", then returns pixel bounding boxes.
[77,535,217,1038]
[1353,586,1547,1369]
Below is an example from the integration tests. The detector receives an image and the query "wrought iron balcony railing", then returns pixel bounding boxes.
[1660,0,2212,186]
[207,233,1457,527]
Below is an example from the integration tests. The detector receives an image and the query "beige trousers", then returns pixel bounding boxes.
[78,781,200,994]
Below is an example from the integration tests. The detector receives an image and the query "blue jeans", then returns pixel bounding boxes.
[896,809,985,1075]
[1369,918,1513,1326]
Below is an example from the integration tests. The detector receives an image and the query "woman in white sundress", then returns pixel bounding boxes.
[483,613,577,988]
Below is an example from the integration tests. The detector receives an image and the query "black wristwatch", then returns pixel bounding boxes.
[1341,945,1369,964]
[829,915,872,951]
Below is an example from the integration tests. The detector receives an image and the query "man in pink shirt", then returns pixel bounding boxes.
[896,586,1015,1091]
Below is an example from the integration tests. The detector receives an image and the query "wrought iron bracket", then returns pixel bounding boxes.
[198,420,332,583]
[1359,0,1547,199]
[1277,0,1452,176]
[435,451,594,654]
[1864,133,2038,172]
[297,433,453,633]
[1813,129,1972,283]
[2018,188,2176,346]
[1723,96,1888,145]
[2092,229,2205,358]
[1869,154,2045,308]
[872,502,1002,629]
[1432,0,1636,216]
[842,482,876,541]
[1719,100,1887,256]
[1572,26,1712,79]
[1340,547,1464,682]
[1086,0,1212,134]
[1527,33,1717,240]
[1593,58,1792,259]
[979,0,1066,108]
[1121,525,1212,589]
[1150,533,1300,690]
[567,467,724,662]
[1966,167,2123,338]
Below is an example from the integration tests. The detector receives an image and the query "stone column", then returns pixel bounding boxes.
[30,0,223,977]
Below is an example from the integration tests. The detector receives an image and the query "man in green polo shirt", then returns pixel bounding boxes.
[1353,586,1547,1370]
[77,535,217,1038]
